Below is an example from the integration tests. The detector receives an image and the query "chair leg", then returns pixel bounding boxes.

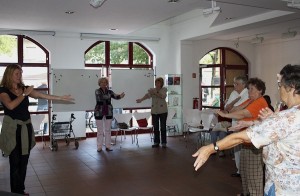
[135,129,139,147]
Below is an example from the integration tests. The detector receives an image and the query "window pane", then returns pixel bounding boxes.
[0,35,18,63]
[22,67,48,88]
[85,42,105,64]
[133,43,149,64]
[225,49,246,65]
[225,69,247,85]
[202,88,220,107]
[23,38,46,63]
[201,67,220,86]
[110,41,128,64]
[199,49,221,65]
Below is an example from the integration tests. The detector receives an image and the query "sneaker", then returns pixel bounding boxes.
[97,148,102,152]
[106,148,113,151]
[152,144,159,148]
[161,143,167,148]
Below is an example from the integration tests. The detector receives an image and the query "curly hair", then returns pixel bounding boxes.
[247,77,266,95]
[280,64,300,95]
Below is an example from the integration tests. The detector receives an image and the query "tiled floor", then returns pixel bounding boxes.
[0,133,242,196]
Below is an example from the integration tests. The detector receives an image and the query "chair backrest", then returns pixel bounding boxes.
[114,113,132,124]
[31,115,46,131]
[132,111,151,121]
[201,113,215,130]
[166,108,176,124]
[183,109,201,124]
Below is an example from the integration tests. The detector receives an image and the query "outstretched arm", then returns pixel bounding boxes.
[192,131,250,171]
[136,93,149,103]
[29,89,75,102]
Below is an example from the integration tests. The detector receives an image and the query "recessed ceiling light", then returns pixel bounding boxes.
[65,11,75,14]
[168,0,180,3]
[109,28,118,31]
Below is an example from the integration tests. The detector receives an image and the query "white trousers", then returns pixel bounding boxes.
[96,117,112,149]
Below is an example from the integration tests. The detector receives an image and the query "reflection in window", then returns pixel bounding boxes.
[202,88,220,107]
[199,49,221,65]
[22,67,48,87]
[201,67,220,86]
[85,42,105,64]
[23,38,46,63]
[0,35,18,63]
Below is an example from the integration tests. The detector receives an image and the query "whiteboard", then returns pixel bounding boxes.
[111,69,154,108]
[52,69,100,112]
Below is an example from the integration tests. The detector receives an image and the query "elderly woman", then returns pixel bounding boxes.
[193,64,300,196]
[136,77,168,148]
[215,78,268,196]
[94,77,125,152]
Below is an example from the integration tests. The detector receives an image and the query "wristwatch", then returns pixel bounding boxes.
[213,142,219,152]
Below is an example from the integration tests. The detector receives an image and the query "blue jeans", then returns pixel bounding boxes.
[264,184,275,196]
[152,112,167,144]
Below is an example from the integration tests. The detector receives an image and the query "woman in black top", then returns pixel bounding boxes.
[94,77,125,152]
[0,64,74,195]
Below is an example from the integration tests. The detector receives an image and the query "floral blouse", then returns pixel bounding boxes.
[246,105,300,195]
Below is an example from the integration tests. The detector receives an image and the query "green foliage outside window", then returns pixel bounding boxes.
[84,41,150,65]
[199,49,220,65]
[133,43,149,64]
[0,35,17,56]
[85,42,105,64]
[110,41,128,64]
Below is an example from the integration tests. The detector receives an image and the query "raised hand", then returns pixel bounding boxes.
[258,107,273,120]
[192,145,212,171]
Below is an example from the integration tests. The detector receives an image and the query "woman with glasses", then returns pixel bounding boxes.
[193,64,300,196]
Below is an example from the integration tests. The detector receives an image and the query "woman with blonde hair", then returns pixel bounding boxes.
[136,77,168,148]
[94,77,125,152]
[0,64,74,195]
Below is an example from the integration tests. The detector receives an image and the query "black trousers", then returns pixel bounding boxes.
[152,112,168,144]
[9,124,32,194]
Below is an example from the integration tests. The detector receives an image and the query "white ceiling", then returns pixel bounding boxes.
[1,0,300,42]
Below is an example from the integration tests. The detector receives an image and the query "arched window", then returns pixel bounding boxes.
[85,41,153,76]
[199,47,248,110]
[0,34,50,136]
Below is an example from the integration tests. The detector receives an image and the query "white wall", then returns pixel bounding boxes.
[253,37,300,106]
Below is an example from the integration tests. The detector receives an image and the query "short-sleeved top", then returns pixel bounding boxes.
[246,105,300,195]
[226,88,249,125]
[243,96,268,121]
[147,87,167,115]
[0,87,30,121]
